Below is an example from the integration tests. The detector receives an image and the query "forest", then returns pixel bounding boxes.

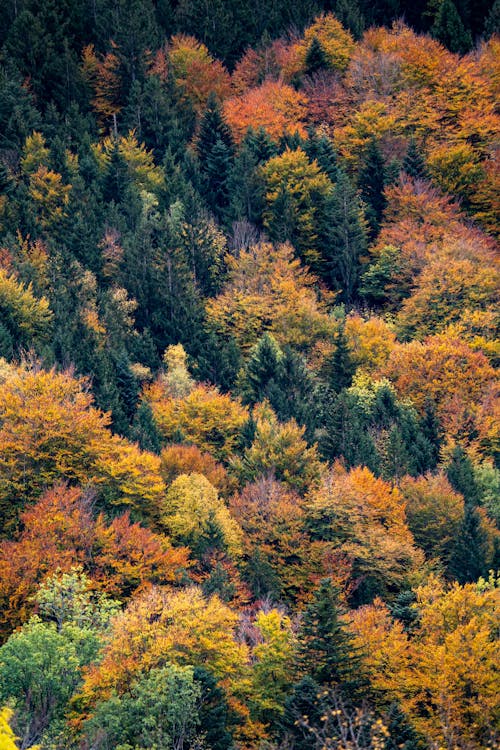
[0,0,499,748]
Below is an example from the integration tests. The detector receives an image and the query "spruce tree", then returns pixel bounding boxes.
[304,129,338,181]
[297,578,362,692]
[359,138,387,239]
[322,321,356,394]
[243,126,278,164]
[335,0,365,39]
[402,137,428,180]
[238,333,284,406]
[197,93,234,169]
[304,35,329,75]
[420,398,442,469]
[130,400,162,453]
[448,501,489,583]
[204,136,232,217]
[431,0,473,54]
[446,446,480,505]
[323,169,367,301]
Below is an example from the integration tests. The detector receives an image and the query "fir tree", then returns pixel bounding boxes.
[335,0,365,39]
[130,400,162,454]
[297,578,362,693]
[243,126,278,164]
[420,398,442,469]
[204,136,233,217]
[431,0,473,54]
[402,137,428,180]
[359,138,387,239]
[304,35,329,75]
[448,501,489,583]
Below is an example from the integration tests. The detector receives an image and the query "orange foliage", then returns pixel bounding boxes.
[160,443,233,496]
[168,35,231,111]
[224,79,307,143]
[82,43,122,128]
[0,485,188,638]
[382,333,498,455]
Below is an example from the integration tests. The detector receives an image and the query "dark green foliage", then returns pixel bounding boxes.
[238,333,285,406]
[304,35,330,75]
[420,398,442,470]
[388,591,420,633]
[321,320,356,394]
[197,93,234,168]
[431,0,473,54]
[383,703,423,750]
[446,446,480,504]
[322,169,367,300]
[359,138,387,239]
[227,144,265,226]
[304,129,338,182]
[193,667,235,750]
[402,137,428,180]
[448,501,490,583]
[335,0,365,38]
[130,399,162,453]
[297,578,363,692]
[281,676,324,750]
[484,0,500,36]
[204,136,233,217]
[243,126,278,164]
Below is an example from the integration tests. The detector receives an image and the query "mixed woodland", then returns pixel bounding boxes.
[0,0,499,748]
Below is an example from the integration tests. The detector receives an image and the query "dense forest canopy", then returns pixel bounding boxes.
[0,1,499,749]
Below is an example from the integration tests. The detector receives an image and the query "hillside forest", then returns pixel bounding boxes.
[0,0,499,748]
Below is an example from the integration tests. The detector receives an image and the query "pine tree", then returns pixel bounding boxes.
[243,126,278,164]
[431,0,473,54]
[197,93,234,169]
[359,138,387,239]
[304,35,329,75]
[323,169,367,301]
[297,578,362,692]
[402,137,428,179]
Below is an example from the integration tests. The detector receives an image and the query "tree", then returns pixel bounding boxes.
[321,320,356,394]
[306,465,424,603]
[238,333,285,406]
[323,169,367,300]
[84,664,202,750]
[297,578,362,694]
[197,92,234,168]
[402,137,428,180]
[431,0,473,54]
[304,36,329,75]
[162,473,242,556]
[359,138,387,238]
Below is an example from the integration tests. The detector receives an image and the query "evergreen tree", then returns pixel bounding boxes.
[359,138,387,239]
[265,182,296,245]
[281,676,324,750]
[448,501,489,583]
[243,126,278,164]
[431,0,473,54]
[238,333,285,406]
[197,93,234,169]
[323,169,367,301]
[304,35,329,75]
[102,139,130,204]
[420,398,442,469]
[227,143,265,226]
[204,137,233,218]
[446,446,480,504]
[484,0,500,37]
[193,667,234,750]
[297,578,362,693]
[130,400,162,453]
[402,137,428,180]
[304,129,338,182]
[335,0,365,39]
[322,321,356,394]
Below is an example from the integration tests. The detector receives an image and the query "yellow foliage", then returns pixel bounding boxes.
[206,242,335,353]
[284,13,355,78]
[162,473,242,555]
[92,131,164,195]
[146,382,248,462]
[28,166,71,227]
[20,132,50,175]
[344,313,396,372]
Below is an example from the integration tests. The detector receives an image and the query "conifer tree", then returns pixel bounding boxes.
[359,138,387,239]
[304,129,338,182]
[238,333,285,406]
[204,136,232,217]
[402,137,428,180]
[446,446,480,505]
[431,0,473,54]
[304,35,330,75]
[197,93,234,169]
[297,578,362,691]
[323,321,356,394]
[243,126,278,164]
[335,0,365,39]
[323,169,367,300]
[448,501,489,583]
